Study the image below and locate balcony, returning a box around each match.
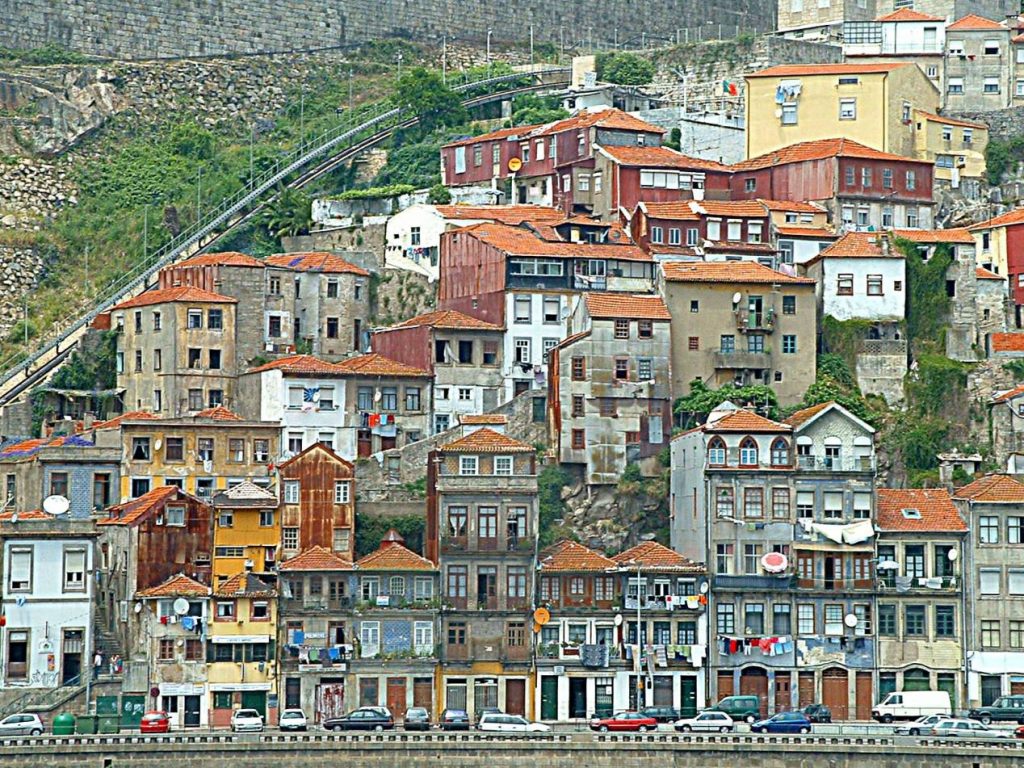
[712,349,771,370]
[623,596,705,612]
[735,307,775,333]
[713,574,794,591]
[440,535,535,555]
[797,455,875,473]
[877,574,958,592]
[280,597,353,613]
[436,474,538,493]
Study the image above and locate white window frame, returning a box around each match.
[459,456,479,476]
[334,481,350,504]
[284,480,300,504]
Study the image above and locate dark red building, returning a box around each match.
[629,200,775,262]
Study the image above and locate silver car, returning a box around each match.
[929,718,1013,740]
[894,714,949,736]
[0,713,44,736]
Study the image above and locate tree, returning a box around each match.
[263,186,312,239]
[596,52,655,86]
[510,93,568,127]
[394,67,467,135]
[428,183,451,204]
[673,379,779,426]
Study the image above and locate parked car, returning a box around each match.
[279,709,307,731]
[872,691,951,723]
[0,713,44,736]
[139,711,171,734]
[750,712,813,735]
[230,709,264,733]
[403,708,431,731]
[703,695,762,724]
[673,712,735,733]
[967,695,1024,725]
[929,718,1014,740]
[477,713,551,733]
[640,706,680,723]
[474,707,502,726]
[894,714,951,736]
[323,708,395,731]
[798,704,832,724]
[589,712,658,732]
[1015,724,1024,740]
[440,709,471,731]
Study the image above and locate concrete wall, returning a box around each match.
[0,1,776,59]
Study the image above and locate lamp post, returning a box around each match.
[487,29,493,64]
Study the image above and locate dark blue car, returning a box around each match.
[750,712,812,734]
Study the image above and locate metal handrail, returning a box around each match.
[0,67,569,395]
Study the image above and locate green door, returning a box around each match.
[242,691,267,718]
[540,676,558,721]
[903,669,931,693]
[680,677,698,718]
[120,695,145,728]
[936,674,957,711]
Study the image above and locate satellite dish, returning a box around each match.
[948,548,959,561]
[614,614,624,627]
[9,513,17,524]
[43,495,70,516]
[154,438,163,451]
[173,598,190,615]
[373,390,382,402]
[699,582,710,595]
[134,602,143,613]
[731,292,742,305]
[844,613,858,628]
[533,607,551,626]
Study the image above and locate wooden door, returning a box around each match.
[717,671,734,701]
[413,678,433,710]
[387,677,407,720]
[739,668,769,717]
[1011,680,1024,696]
[775,672,792,714]
[855,672,873,721]
[822,668,848,720]
[505,679,526,716]
[798,672,815,708]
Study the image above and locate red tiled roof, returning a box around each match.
[913,110,987,130]
[877,8,944,21]
[390,309,502,331]
[182,252,265,268]
[977,267,1005,280]
[746,62,914,78]
[265,252,370,276]
[463,222,651,262]
[0,509,48,521]
[459,414,508,425]
[733,137,928,171]
[992,384,1024,403]
[111,286,236,310]
[707,409,792,433]
[704,241,776,254]
[440,427,534,453]
[954,474,1024,502]
[784,401,834,428]
[598,144,730,172]
[612,541,704,572]
[443,123,542,148]
[535,108,665,137]
[356,540,435,571]
[968,208,1024,230]
[194,405,243,421]
[434,204,564,224]
[947,13,1007,30]
[759,200,825,213]
[93,411,159,430]
[539,540,617,572]
[279,546,353,572]
[215,572,276,597]
[97,486,183,526]
[876,488,966,532]
[584,293,671,321]
[247,354,346,375]
[137,573,210,598]
[811,232,897,261]
[334,353,431,377]
[774,226,837,239]
[894,228,974,244]
[991,333,1024,352]
[640,202,700,221]
[693,200,769,217]
[662,260,814,284]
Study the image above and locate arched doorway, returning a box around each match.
[739,666,769,718]
[903,667,931,692]
[822,667,849,720]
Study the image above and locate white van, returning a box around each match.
[871,690,952,722]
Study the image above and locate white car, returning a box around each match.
[674,711,735,733]
[230,708,264,733]
[477,713,551,733]
[929,718,1014,740]
[279,709,307,731]
[894,714,950,736]
[0,713,44,736]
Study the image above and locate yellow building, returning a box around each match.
[913,110,989,188]
[744,62,940,160]
[210,481,281,588]
[207,572,278,727]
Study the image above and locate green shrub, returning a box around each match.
[596,52,655,85]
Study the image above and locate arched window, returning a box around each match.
[739,437,758,466]
[770,438,790,466]
[708,437,726,466]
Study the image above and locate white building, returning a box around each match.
[804,232,906,322]
[844,9,946,91]
[1,512,96,690]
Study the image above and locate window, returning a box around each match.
[706,219,721,240]
[781,103,797,125]
[650,226,664,244]
[748,223,763,243]
[614,358,629,380]
[637,357,652,381]
[839,98,856,120]
[571,395,585,417]
[458,456,478,476]
[284,480,300,504]
[571,356,585,381]
[62,548,86,592]
[980,516,999,544]
[187,309,202,329]
[514,338,530,364]
[405,387,421,411]
[197,438,213,462]
[878,604,896,636]
[980,568,1000,595]
[782,334,797,354]
[726,220,742,241]
[720,335,735,354]
[744,543,763,573]
[772,488,790,519]
[571,429,585,450]
[963,128,973,144]
[280,527,299,552]
[637,320,653,339]
[837,274,853,296]
[744,489,763,519]
[709,439,726,467]
[542,296,560,324]
[132,437,151,461]
[859,167,872,187]
[687,336,699,351]
[797,604,815,635]
[267,315,282,338]
[216,601,235,620]
[251,601,269,621]
[984,39,1000,56]
[494,456,513,476]
[825,604,844,635]
[134,350,143,372]
[1010,568,1024,595]
[716,603,735,634]
[948,77,964,94]
[1009,517,1024,544]
[513,295,531,324]
[904,169,916,191]
[379,386,397,411]
[668,227,681,245]
[745,603,765,634]
[905,605,925,636]
[334,481,350,504]
[867,274,883,296]
[131,477,151,497]
[982,620,1001,648]
[1011,621,1024,649]
[614,318,629,339]
[739,438,758,465]
[206,308,223,330]
[326,318,339,339]
[935,605,955,637]
[984,77,1000,94]
[882,168,892,189]
[716,543,734,574]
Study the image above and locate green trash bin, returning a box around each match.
[75,715,98,735]
[52,713,76,736]
[97,715,120,734]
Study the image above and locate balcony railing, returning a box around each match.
[714,574,794,591]
[711,350,772,370]
[440,535,535,554]
[735,307,775,332]
[280,596,353,612]
[877,574,958,591]
[623,596,705,611]
[797,455,876,472]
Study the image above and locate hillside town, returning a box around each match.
[9,1,1024,744]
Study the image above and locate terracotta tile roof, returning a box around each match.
[598,144,730,172]
[877,8,944,21]
[183,252,265,268]
[746,62,914,78]
[707,409,792,433]
[692,200,768,217]
[640,202,700,221]
[893,228,974,244]
[977,267,1005,280]
[434,204,564,224]
[356,539,435,572]
[584,293,671,321]
[93,410,159,429]
[137,573,211,598]
[215,572,276,597]
[811,232,897,261]
[111,286,236,310]
[247,354,346,375]
[265,252,370,276]
[535,108,665,137]
[194,405,243,421]
[459,414,508,425]
[443,124,542,148]
[439,427,534,453]
[990,332,1024,352]
[0,434,95,461]
[539,540,617,572]
[913,110,987,130]
[759,200,825,213]
[876,488,966,532]
[954,474,1024,502]
[0,509,49,522]
[463,222,651,262]
[213,481,277,503]
[612,541,703,572]
[947,13,1007,30]
[992,384,1024,403]
[662,260,814,285]
[704,241,776,254]
[279,546,353,572]
[390,309,503,331]
[334,352,431,377]
[97,486,183,526]
[968,208,1024,230]
[733,137,927,171]
[784,401,834,428]
[774,226,837,238]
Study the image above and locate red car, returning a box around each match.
[139,711,171,734]
[589,711,658,732]
[1015,725,1024,740]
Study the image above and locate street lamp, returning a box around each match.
[487,29,493,65]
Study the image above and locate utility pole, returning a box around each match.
[487,29,493,69]
[348,70,354,113]
[249,125,255,188]
[529,25,534,67]
[299,87,305,143]
[143,206,148,258]
[442,35,447,84]
[196,166,202,224]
